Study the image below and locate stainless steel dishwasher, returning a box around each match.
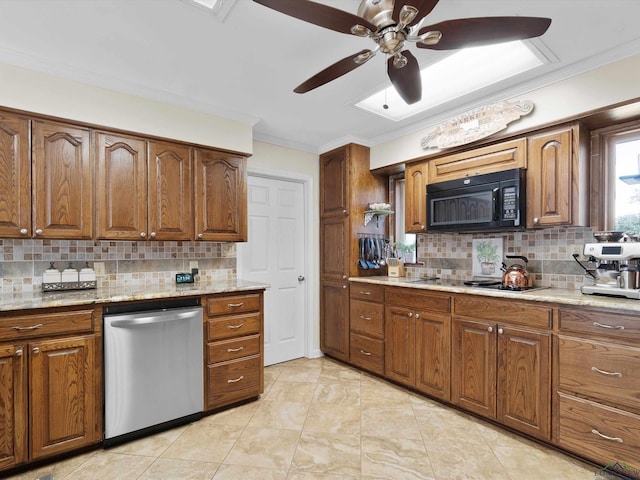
[103,297,203,446]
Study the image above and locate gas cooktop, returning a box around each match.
[406,277,549,293]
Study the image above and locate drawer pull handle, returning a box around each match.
[591,429,623,443]
[360,315,372,321]
[359,291,371,295]
[11,323,43,331]
[593,322,624,330]
[226,323,245,329]
[359,350,372,356]
[227,375,244,383]
[227,346,244,353]
[591,366,622,377]
[227,302,244,308]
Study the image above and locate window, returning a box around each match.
[595,122,640,232]
[390,175,416,261]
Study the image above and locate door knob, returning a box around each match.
[298,275,305,282]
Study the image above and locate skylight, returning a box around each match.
[181,0,236,21]
[356,40,546,121]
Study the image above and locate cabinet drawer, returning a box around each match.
[350,333,384,375]
[206,355,261,409]
[385,287,451,313]
[559,336,640,412]
[350,283,384,301]
[455,296,552,329]
[558,393,640,468]
[350,299,384,338]
[206,293,261,317]
[207,312,261,341]
[207,334,261,363]
[559,307,640,341]
[0,309,94,341]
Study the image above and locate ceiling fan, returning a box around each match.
[253,0,551,105]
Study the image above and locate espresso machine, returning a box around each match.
[581,242,640,299]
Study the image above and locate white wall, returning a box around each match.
[248,141,321,356]
[0,62,253,154]
[371,53,640,169]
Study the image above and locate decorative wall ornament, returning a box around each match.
[420,100,534,150]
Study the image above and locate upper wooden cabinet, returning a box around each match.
[96,132,148,240]
[147,140,193,241]
[0,113,30,238]
[320,147,349,217]
[194,149,247,242]
[32,120,92,239]
[404,161,427,233]
[527,124,588,228]
[428,138,526,183]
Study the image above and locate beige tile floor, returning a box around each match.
[9,357,597,480]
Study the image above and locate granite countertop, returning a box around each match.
[0,279,270,312]
[350,276,640,313]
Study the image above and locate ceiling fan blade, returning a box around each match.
[387,50,422,105]
[253,0,376,36]
[393,0,440,27]
[294,49,374,94]
[416,17,551,50]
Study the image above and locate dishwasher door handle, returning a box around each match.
[109,310,199,328]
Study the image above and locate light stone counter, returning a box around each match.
[350,276,640,313]
[0,279,269,312]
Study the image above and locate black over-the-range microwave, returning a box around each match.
[426,168,526,232]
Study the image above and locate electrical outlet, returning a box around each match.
[93,262,106,277]
[189,261,199,271]
[569,244,584,258]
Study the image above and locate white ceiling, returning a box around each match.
[1,0,640,153]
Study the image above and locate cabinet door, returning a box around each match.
[498,326,551,440]
[320,216,350,281]
[0,114,30,238]
[29,335,99,460]
[405,162,427,233]
[194,149,247,242]
[415,311,450,401]
[384,306,415,386]
[451,317,497,418]
[527,127,573,227]
[320,280,350,361]
[320,147,349,217]
[32,120,92,239]
[147,141,193,240]
[0,344,27,470]
[96,132,147,239]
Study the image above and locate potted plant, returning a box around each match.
[394,241,416,264]
[476,240,500,275]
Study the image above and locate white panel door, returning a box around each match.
[240,175,306,366]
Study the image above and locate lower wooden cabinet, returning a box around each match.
[0,307,101,472]
[349,284,384,375]
[451,297,551,441]
[320,280,350,362]
[204,291,264,410]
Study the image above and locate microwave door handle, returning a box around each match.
[492,188,500,221]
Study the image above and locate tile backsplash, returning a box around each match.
[0,239,236,294]
[407,226,594,290]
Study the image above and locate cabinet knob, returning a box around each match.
[408,312,413,317]
[533,217,540,224]
[415,313,420,319]
[150,231,156,238]
[343,209,347,214]
[197,233,203,239]
[342,285,347,289]
[140,232,146,238]
[20,228,28,235]
[32,347,40,354]
[342,275,347,280]
[35,228,43,235]
[15,349,23,357]
[498,328,504,335]
[488,326,493,333]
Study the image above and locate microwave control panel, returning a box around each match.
[502,186,518,220]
